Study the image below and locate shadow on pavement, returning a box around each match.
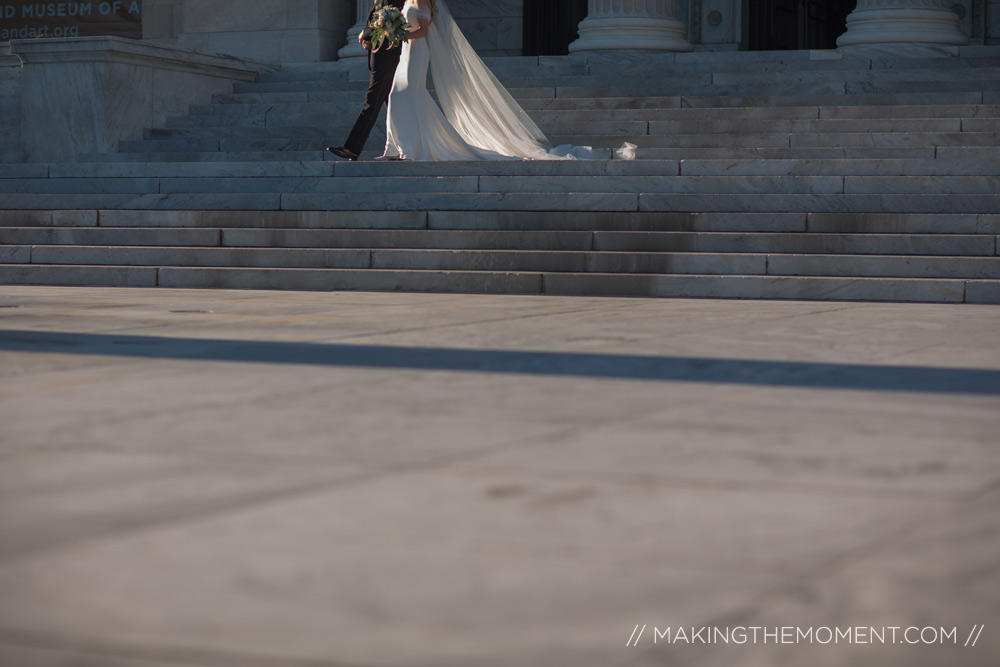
[2,329,999,395]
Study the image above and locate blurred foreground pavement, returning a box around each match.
[0,286,998,667]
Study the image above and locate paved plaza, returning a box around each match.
[0,286,998,666]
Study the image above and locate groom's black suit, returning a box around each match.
[340,0,407,157]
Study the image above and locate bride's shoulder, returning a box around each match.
[406,0,434,15]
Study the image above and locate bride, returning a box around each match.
[382,0,596,161]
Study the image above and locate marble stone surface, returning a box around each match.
[2,288,998,664]
[143,0,184,40]
[9,37,269,164]
[171,0,352,63]
[0,60,21,164]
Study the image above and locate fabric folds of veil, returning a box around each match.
[425,0,596,160]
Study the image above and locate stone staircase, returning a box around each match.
[1,47,999,303]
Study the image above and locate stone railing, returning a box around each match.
[1,44,22,163]
[8,37,275,163]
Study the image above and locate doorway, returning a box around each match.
[745,0,855,50]
[523,0,589,56]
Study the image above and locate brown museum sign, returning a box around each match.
[1,2,142,41]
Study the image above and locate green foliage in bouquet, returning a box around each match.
[369,7,410,51]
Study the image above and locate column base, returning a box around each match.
[338,26,368,59]
[569,16,693,53]
[837,8,969,47]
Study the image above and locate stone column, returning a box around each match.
[569,0,694,52]
[338,0,372,59]
[837,0,969,46]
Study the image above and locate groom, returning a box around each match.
[326,0,407,161]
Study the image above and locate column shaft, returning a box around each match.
[338,0,371,59]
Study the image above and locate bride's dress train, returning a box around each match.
[384,0,602,161]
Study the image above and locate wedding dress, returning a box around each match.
[384,0,600,161]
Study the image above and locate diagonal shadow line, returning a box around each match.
[1,329,999,395]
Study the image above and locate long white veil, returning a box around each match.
[425,0,596,160]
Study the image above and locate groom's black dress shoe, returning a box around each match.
[325,146,359,161]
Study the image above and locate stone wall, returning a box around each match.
[143,0,185,41]
[0,45,21,163]
[450,0,523,56]
[142,0,355,63]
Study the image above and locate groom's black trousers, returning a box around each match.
[343,46,402,156]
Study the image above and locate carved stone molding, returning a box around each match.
[690,0,703,43]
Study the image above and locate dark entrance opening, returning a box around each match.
[523,0,589,56]
[745,0,856,50]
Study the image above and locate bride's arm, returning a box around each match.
[406,1,432,39]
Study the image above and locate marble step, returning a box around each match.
[600,131,999,148]
[647,119,1000,134]
[489,45,1000,66]
[711,67,1000,86]
[537,106,1000,123]
[226,80,997,103]
[2,192,998,213]
[322,158,999,178]
[81,150,333,163]
[117,130,1000,154]
[519,92,993,110]
[6,245,1000,280]
[545,132,1000,149]
[491,70,1000,95]
[185,102,1000,120]
[589,56,1000,75]
[2,227,993,256]
[29,160,679,179]
[259,64,590,82]
[631,194,1000,214]
[144,121,690,140]
[3,211,995,235]
[0,245,762,275]
[676,158,999,176]
[115,138,387,154]
[261,57,1000,83]
[43,162,336,178]
[526,80,998,101]
[163,113,997,136]
[227,81,995,107]
[210,90,990,109]
[238,67,1000,95]
[2,263,995,303]
[5,174,999,196]
[22,157,998,180]
[191,102,384,116]
[86,146,950,162]
[635,147,944,159]
[259,56,1000,85]
[233,76,726,95]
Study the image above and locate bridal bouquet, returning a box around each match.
[368,7,410,51]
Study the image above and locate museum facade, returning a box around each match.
[6,1,989,64]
